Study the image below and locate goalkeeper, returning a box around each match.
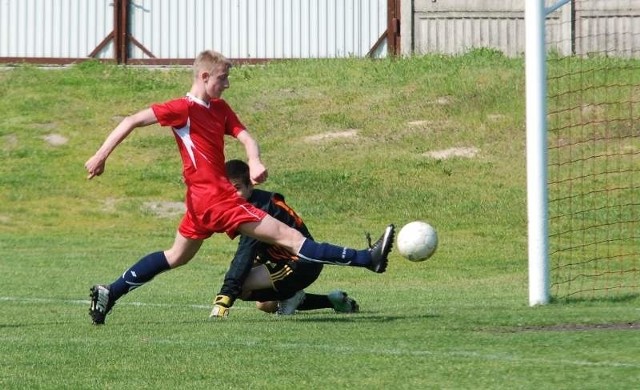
[210,160,360,317]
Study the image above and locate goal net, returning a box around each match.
[545,0,640,299]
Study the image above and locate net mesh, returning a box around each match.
[546,0,640,299]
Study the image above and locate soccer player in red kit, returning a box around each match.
[85,50,394,325]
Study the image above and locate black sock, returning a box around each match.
[297,239,371,266]
[297,293,333,310]
[109,251,171,301]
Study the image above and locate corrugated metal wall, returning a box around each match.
[0,0,113,58]
[0,0,113,57]
[128,0,387,60]
[0,0,387,62]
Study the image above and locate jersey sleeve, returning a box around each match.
[217,99,246,137]
[151,98,189,128]
[217,234,260,304]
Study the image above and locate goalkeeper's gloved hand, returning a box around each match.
[209,295,233,319]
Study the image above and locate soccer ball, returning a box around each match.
[396,221,438,262]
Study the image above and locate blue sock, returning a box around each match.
[297,239,371,266]
[109,251,171,300]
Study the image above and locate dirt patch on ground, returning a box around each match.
[486,113,507,122]
[3,134,18,149]
[303,129,358,143]
[142,201,185,218]
[426,96,453,106]
[101,199,185,218]
[43,133,68,146]
[423,147,479,159]
[101,198,119,213]
[407,120,435,127]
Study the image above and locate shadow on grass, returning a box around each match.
[550,293,639,304]
[102,313,441,326]
[274,312,440,323]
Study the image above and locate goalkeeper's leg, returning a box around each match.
[247,261,358,314]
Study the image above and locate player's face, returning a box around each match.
[230,179,252,200]
[204,64,230,98]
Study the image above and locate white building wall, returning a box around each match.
[0,0,113,58]
[127,0,387,60]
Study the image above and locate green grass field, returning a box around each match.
[1,52,638,389]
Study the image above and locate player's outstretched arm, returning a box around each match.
[236,130,268,184]
[210,237,260,319]
[85,108,158,179]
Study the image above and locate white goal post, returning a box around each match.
[526,0,571,306]
[527,0,640,305]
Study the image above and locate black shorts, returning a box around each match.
[246,261,323,302]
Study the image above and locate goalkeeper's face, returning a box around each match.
[230,179,253,200]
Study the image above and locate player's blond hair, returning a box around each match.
[193,50,231,79]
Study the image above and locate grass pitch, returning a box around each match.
[0,52,638,389]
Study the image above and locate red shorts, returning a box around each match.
[178,196,267,240]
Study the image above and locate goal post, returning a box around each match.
[526,0,640,306]
[526,0,557,306]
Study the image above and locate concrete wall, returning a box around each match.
[403,0,640,58]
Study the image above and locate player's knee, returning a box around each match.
[164,238,202,267]
[256,301,277,313]
[164,249,195,268]
[284,228,306,254]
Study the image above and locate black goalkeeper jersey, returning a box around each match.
[217,189,313,301]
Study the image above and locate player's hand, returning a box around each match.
[248,160,268,185]
[209,295,233,319]
[209,304,229,318]
[85,155,106,179]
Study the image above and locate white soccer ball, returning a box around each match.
[396,221,438,262]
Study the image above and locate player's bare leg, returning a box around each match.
[241,264,273,291]
[164,233,204,267]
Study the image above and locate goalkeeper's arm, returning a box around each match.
[209,236,259,318]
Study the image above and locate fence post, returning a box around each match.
[114,0,130,64]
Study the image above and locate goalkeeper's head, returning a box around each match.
[225,159,254,200]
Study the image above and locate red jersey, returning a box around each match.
[151,94,266,239]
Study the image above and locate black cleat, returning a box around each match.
[328,290,360,313]
[89,284,115,325]
[366,224,395,273]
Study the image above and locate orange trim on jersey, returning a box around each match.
[272,197,305,228]
[269,264,293,283]
[266,246,299,261]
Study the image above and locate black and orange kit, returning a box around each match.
[217,189,323,303]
